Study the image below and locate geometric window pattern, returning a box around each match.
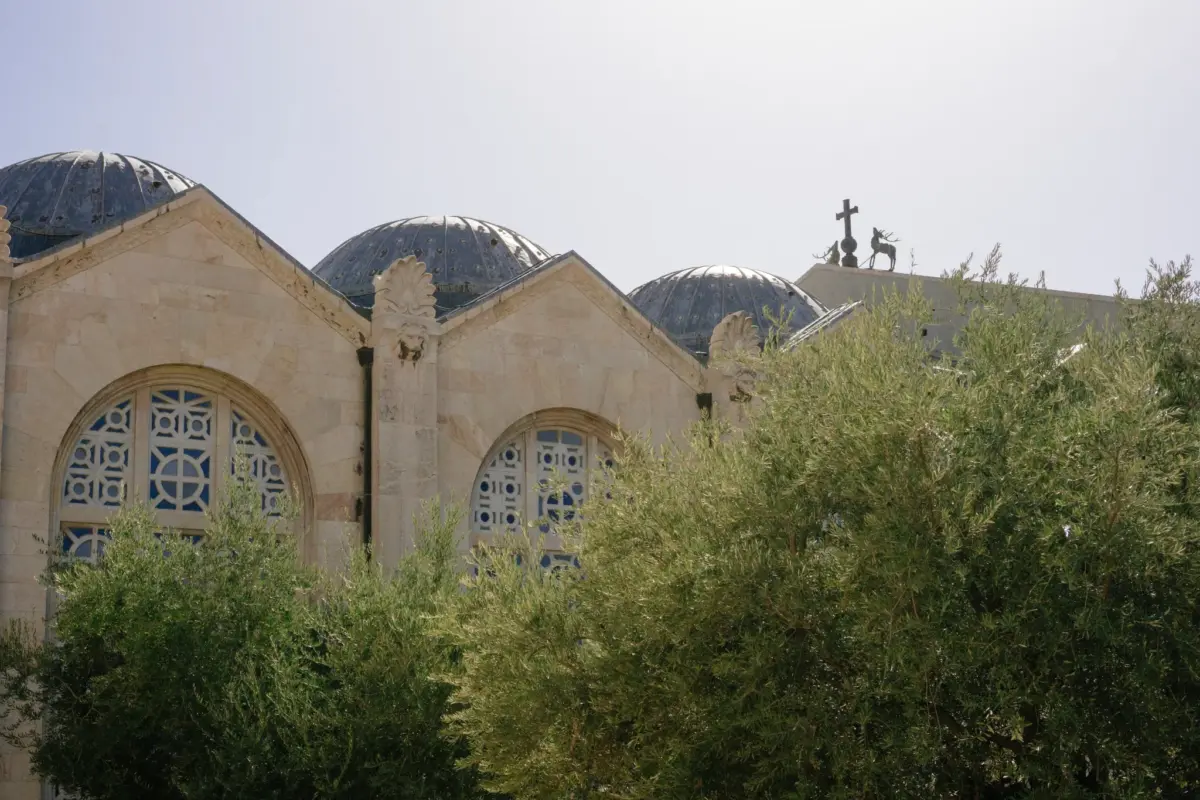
[534,429,591,533]
[474,440,524,535]
[471,426,613,570]
[61,525,112,562]
[58,385,289,564]
[62,398,132,509]
[149,388,213,513]
[232,409,288,516]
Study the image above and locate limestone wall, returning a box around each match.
[1,209,367,793]
[436,260,703,548]
[1,216,364,622]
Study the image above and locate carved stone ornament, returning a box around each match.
[0,206,11,263]
[709,311,761,361]
[373,256,437,362]
[393,321,428,362]
[710,311,761,403]
[373,255,436,319]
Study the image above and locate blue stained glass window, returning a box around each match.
[150,388,214,513]
[61,525,111,562]
[60,386,293,558]
[539,552,580,573]
[474,437,523,534]
[472,426,616,574]
[63,398,132,508]
[231,409,288,516]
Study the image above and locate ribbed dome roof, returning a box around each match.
[0,151,195,259]
[630,265,825,357]
[313,216,550,314]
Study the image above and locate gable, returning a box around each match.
[440,253,703,391]
[437,260,704,462]
[11,188,369,347]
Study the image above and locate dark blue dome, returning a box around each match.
[0,151,195,259]
[630,265,825,357]
[313,216,550,314]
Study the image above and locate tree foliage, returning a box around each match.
[0,472,487,800]
[440,254,1200,798]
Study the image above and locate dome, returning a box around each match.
[0,151,195,259]
[313,216,550,314]
[630,265,825,357]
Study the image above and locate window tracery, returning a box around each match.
[57,385,291,563]
[472,422,614,571]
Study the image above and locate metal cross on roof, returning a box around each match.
[835,198,860,268]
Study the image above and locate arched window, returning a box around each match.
[472,419,614,569]
[58,383,291,563]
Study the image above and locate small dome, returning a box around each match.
[630,265,825,357]
[313,216,550,314]
[0,151,195,259]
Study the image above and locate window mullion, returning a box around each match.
[587,435,597,505]
[215,397,232,505]
[132,388,151,506]
[524,429,536,535]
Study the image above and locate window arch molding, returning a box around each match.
[470,407,619,560]
[49,364,314,560]
[487,408,620,453]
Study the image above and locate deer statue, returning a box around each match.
[812,241,840,266]
[867,228,899,271]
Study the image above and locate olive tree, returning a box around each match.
[0,472,488,800]
[440,254,1200,798]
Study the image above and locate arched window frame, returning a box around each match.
[470,409,617,568]
[52,367,312,563]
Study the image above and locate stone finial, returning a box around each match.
[372,256,437,362]
[373,255,436,319]
[710,311,761,405]
[709,311,761,361]
[0,206,11,263]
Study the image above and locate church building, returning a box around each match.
[0,150,1120,797]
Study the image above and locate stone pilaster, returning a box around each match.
[369,256,440,569]
[0,208,14,478]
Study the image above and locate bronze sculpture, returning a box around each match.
[813,241,840,265]
[867,227,898,272]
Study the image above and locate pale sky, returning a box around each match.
[4,1,1197,296]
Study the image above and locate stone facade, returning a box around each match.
[0,192,708,797]
[0,188,1124,797]
[0,193,372,798]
